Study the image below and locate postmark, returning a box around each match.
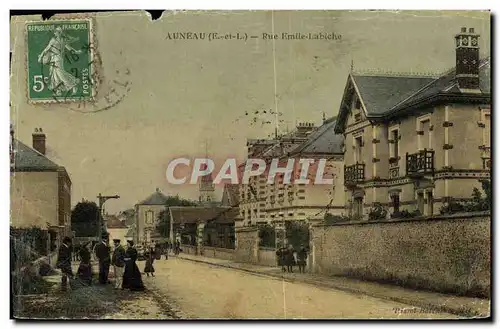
[26,18,95,103]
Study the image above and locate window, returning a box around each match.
[355,99,361,109]
[417,114,432,151]
[484,113,491,147]
[421,120,430,149]
[354,197,363,217]
[480,109,490,169]
[426,191,434,216]
[354,136,363,163]
[390,129,399,159]
[417,192,425,214]
[145,210,154,225]
[391,194,400,213]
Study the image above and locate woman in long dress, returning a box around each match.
[76,241,92,286]
[286,244,296,273]
[37,26,82,96]
[276,247,287,273]
[297,245,308,273]
[144,247,155,277]
[122,240,145,291]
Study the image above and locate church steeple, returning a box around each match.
[199,140,215,205]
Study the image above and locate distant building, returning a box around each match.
[10,127,72,239]
[335,27,490,218]
[134,188,169,245]
[106,215,129,244]
[266,118,345,225]
[221,183,239,207]
[238,120,345,227]
[169,206,238,251]
[198,163,220,206]
[118,208,136,226]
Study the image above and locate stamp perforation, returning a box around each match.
[25,16,97,104]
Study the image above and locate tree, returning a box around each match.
[157,196,198,238]
[285,221,310,249]
[71,201,102,237]
[157,210,170,238]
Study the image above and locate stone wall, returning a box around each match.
[258,247,277,267]
[234,227,258,264]
[310,212,490,297]
[180,244,197,255]
[202,246,234,261]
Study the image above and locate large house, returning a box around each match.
[105,215,129,244]
[10,127,72,238]
[334,27,491,218]
[134,188,169,245]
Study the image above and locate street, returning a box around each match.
[141,257,457,319]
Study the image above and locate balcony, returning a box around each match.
[344,163,365,186]
[406,149,435,177]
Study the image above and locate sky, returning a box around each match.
[10,10,490,213]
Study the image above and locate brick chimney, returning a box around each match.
[455,27,480,89]
[32,128,46,155]
[295,122,315,138]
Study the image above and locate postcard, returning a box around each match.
[10,10,491,319]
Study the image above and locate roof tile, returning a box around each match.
[12,139,60,171]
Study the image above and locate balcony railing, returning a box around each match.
[406,149,435,176]
[344,163,365,186]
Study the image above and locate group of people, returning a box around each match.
[276,244,309,273]
[56,235,157,291]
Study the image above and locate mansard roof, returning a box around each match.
[289,117,344,156]
[335,58,491,133]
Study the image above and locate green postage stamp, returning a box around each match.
[26,18,94,103]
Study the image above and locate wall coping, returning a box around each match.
[203,246,235,253]
[235,227,259,233]
[312,211,491,228]
[258,247,276,251]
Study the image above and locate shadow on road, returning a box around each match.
[13,273,177,319]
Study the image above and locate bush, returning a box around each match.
[391,209,422,219]
[258,224,275,248]
[285,221,309,249]
[440,201,466,215]
[323,213,350,224]
[439,181,491,215]
[38,262,56,276]
[10,227,50,269]
[368,203,388,221]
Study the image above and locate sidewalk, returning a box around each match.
[174,253,490,318]
[13,264,180,319]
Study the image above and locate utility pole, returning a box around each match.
[97,193,120,241]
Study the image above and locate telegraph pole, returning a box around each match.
[97,193,120,241]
